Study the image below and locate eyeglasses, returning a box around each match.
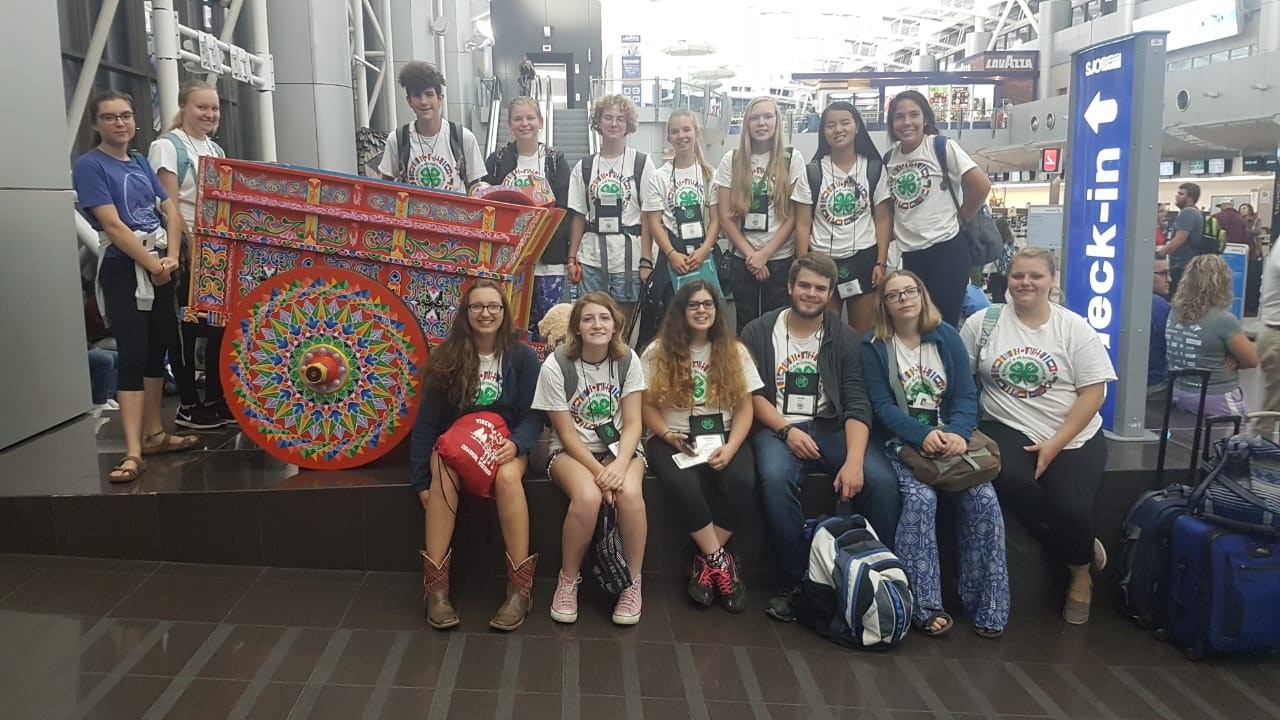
[1153,270,1171,277]
[884,286,921,304]
[97,112,136,124]
[467,303,504,314]
[685,300,715,311]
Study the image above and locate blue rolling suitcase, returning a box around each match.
[1164,514,1280,660]
[1118,370,1214,628]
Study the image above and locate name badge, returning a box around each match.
[837,278,863,299]
[596,192,621,234]
[594,421,622,457]
[744,193,769,231]
[676,204,705,243]
[908,394,939,427]
[687,412,726,438]
[783,370,819,417]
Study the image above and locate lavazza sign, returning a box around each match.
[985,55,1035,70]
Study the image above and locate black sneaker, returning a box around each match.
[175,404,228,430]
[206,399,237,424]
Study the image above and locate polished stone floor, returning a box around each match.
[2,553,1278,720]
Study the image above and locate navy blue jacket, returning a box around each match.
[409,342,543,492]
[860,323,978,449]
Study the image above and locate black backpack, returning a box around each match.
[396,120,468,188]
[806,155,883,210]
[580,150,648,204]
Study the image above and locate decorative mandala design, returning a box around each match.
[405,270,466,339]
[222,268,428,469]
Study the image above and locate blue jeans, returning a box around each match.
[752,419,901,588]
[580,264,641,303]
[88,348,118,404]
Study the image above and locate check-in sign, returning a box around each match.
[1064,38,1137,426]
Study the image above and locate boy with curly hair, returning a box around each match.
[379,61,486,193]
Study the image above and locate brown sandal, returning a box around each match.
[141,431,200,455]
[109,456,146,484]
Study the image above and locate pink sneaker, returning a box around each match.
[611,574,643,625]
[550,571,581,623]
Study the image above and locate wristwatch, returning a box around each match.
[776,424,795,442]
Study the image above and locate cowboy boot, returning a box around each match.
[490,552,538,632]
[422,549,459,630]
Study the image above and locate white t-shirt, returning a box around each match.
[891,337,947,427]
[642,162,718,238]
[531,348,648,452]
[641,340,764,434]
[473,353,502,408]
[961,304,1116,449]
[770,311,833,423]
[792,155,890,259]
[713,149,807,261]
[377,121,487,193]
[501,149,562,276]
[884,137,977,253]
[568,148,655,272]
[147,130,225,228]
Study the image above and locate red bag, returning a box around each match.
[434,412,510,498]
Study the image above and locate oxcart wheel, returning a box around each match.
[221,268,429,469]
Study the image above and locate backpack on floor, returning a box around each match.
[794,514,912,650]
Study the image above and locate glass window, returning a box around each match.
[1211,51,1229,64]
[1229,46,1250,60]
[1168,58,1192,71]
[1192,55,1210,68]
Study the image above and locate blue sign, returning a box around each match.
[621,56,641,80]
[1064,37,1140,429]
[1222,243,1248,318]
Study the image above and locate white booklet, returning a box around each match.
[671,434,725,469]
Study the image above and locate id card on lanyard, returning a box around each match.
[687,411,725,438]
[744,188,770,232]
[594,421,622,457]
[596,189,622,234]
[675,203,705,253]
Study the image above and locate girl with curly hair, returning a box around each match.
[1166,254,1258,416]
[641,281,762,611]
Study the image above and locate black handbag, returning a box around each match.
[589,502,633,596]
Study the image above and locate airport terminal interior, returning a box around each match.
[2,0,1279,717]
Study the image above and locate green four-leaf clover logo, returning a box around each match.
[474,385,499,406]
[831,189,856,217]
[700,417,715,430]
[677,189,700,207]
[585,395,613,421]
[795,376,810,389]
[598,180,622,196]
[417,163,445,187]
[1006,360,1043,388]
[894,172,920,199]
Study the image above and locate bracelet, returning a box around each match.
[568,258,579,266]
[638,258,654,269]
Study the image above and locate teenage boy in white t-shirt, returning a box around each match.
[379,62,486,194]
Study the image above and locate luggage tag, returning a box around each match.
[687,412,726,438]
[782,370,819,416]
[836,277,863,299]
[596,189,622,234]
[744,190,770,232]
[675,203,705,247]
[908,394,939,427]
[594,421,622,457]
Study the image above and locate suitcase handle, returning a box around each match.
[1157,369,1211,486]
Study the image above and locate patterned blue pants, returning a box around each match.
[887,450,1011,632]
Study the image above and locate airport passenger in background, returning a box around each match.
[1165,254,1257,417]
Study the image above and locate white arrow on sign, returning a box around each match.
[1083,91,1118,133]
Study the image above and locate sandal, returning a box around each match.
[109,455,146,484]
[913,611,954,637]
[141,431,200,456]
[974,626,1004,640]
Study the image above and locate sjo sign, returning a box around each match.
[1065,40,1136,427]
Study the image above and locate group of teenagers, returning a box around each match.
[69,61,1118,641]
[403,63,1118,638]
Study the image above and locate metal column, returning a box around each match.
[249,0,277,161]
[64,0,121,152]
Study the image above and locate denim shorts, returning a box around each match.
[580,264,641,303]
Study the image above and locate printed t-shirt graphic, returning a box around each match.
[474,353,502,407]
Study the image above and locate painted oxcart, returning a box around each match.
[188,158,564,469]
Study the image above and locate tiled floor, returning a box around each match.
[2,553,1278,720]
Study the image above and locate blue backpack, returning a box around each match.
[160,132,226,186]
[795,514,913,649]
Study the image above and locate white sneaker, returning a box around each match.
[104,399,119,410]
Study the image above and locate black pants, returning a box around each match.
[729,254,791,334]
[170,321,224,407]
[902,234,969,327]
[98,255,176,392]
[986,273,1008,304]
[645,436,756,534]
[981,420,1107,566]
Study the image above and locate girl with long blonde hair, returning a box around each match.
[638,110,721,346]
[641,281,761,612]
[1166,254,1258,416]
[714,96,806,332]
